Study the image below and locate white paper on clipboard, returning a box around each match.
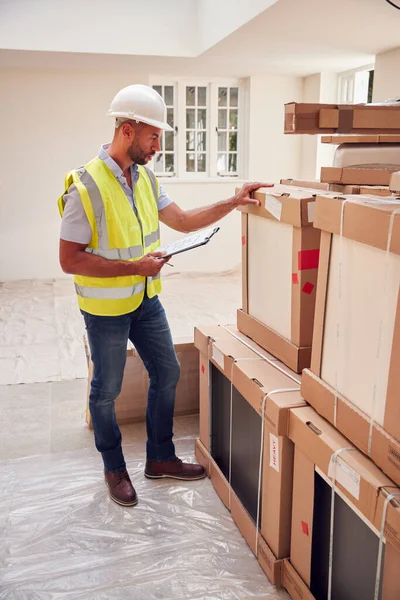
[158,227,220,258]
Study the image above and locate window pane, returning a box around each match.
[229,109,238,129]
[197,108,207,129]
[159,135,163,151]
[229,132,237,152]
[167,108,174,128]
[218,132,227,152]
[197,86,207,106]
[186,109,195,129]
[165,154,174,173]
[229,87,238,107]
[154,153,165,173]
[197,132,206,152]
[186,153,195,172]
[165,86,174,106]
[228,153,237,172]
[186,86,195,106]
[198,154,206,172]
[165,131,174,151]
[218,109,227,129]
[218,87,228,107]
[186,131,195,151]
[153,85,162,96]
[217,153,227,173]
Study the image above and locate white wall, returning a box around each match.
[247,75,303,182]
[373,47,400,102]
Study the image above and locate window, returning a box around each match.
[339,67,374,104]
[151,81,241,178]
[152,85,176,176]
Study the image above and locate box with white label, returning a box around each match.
[288,406,400,600]
[237,185,340,373]
[194,323,305,561]
[302,193,400,485]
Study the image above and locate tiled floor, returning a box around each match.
[0,271,241,384]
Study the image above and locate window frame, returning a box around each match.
[338,64,375,105]
[150,77,243,181]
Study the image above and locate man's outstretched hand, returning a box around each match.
[232,182,274,207]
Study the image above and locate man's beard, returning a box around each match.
[127,140,154,165]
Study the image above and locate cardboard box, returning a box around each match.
[280,179,330,191]
[288,406,400,600]
[390,171,400,193]
[282,559,316,600]
[321,166,399,186]
[302,194,400,484]
[237,184,330,372]
[285,102,400,135]
[195,323,305,560]
[328,184,393,196]
[322,135,400,144]
[194,324,277,450]
[85,335,199,427]
[195,438,210,477]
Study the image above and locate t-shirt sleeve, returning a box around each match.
[157,183,173,211]
[60,184,92,245]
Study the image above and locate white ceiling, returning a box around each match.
[0,0,399,76]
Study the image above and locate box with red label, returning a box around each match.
[287,406,400,600]
[237,185,341,373]
[194,324,305,578]
[302,193,400,485]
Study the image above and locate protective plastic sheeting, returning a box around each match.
[0,437,288,600]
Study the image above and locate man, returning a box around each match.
[59,84,270,507]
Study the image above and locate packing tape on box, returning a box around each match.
[375,491,400,600]
[222,326,301,386]
[333,198,400,459]
[255,386,301,555]
[327,447,356,600]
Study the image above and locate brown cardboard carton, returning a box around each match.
[302,193,400,484]
[195,438,210,477]
[280,178,329,191]
[329,183,392,196]
[282,559,316,600]
[322,135,400,144]
[237,185,331,373]
[390,171,400,193]
[85,336,198,427]
[288,406,400,599]
[285,102,400,135]
[195,323,305,560]
[321,166,399,186]
[328,183,362,194]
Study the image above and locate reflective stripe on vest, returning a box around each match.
[78,168,109,249]
[85,245,142,260]
[143,166,158,203]
[75,282,146,299]
[144,227,160,247]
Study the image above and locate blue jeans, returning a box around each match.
[82,295,180,472]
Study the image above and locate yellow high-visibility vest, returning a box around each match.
[58,156,162,316]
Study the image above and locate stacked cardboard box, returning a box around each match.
[280,102,400,599]
[236,184,339,373]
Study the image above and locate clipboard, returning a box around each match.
[158,226,220,259]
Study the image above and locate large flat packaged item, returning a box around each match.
[193,324,305,583]
[390,171,400,193]
[333,143,400,169]
[329,183,393,197]
[321,165,398,186]
[286,406,400,600]
[280,178,329,191]
[285,102,400,135]
[84,335,199,427]
[301,194,400,484]
[237,184,333,373]
[322,134,400,144]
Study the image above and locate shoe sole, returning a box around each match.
[144,472,207,481]
[108,493,138,507]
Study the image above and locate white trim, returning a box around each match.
[159,177,245,185]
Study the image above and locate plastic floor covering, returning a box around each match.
[0,436,289,600]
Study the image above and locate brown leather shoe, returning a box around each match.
[144,457,206,481]
[104,469,138,507]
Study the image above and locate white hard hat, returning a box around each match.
[107,84,172,131]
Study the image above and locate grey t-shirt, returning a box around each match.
[60,144,172,244]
